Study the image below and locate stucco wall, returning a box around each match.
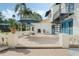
[73,11,79,35]
[61,3,67,13]
[32,23,52,35]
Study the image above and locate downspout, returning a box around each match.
[59,3,61,33]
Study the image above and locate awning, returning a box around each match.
[45,10,51,17]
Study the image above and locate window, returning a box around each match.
[66,3,74,13]
[38,29,41,33]
[61,18,73,35]
[26,25,30,31]
[32,27,34,31]
[52,25,55,34]
[68,20,73,34]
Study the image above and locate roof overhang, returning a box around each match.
[45,10,51,17]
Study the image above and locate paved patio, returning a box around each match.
[0,49,69,56]
[0,48,79,56]
[15,34,62,48]
[0,33,79,56]
[0,32,63,48]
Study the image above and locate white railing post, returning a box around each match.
[59,33,63,46]
[59,33,70,48]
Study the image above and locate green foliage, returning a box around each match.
[8,18,16,29]
[0,12,3,23]
[0,18,3,23]
[17,23,22,31]
[15,3,42,21]
[31,12,42,21]
[3,19,8,23]
[15,3,27,19]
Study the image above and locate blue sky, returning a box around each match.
[0,3,52,20]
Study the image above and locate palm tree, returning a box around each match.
[31,12,42,21]
[0,12,3,23]
[15,3,27,20]
[23,8,32,18]
[15,3,32,31]
[15,3,42,31]
[15,3,33,20]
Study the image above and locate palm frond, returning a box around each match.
[15,4,20,12]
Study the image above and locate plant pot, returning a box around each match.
[10,27,16,34]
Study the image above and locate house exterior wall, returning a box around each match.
[60,4,79,46]
[49,5,53,22]
[61,3,67,13]
[32,23,52,35]
[61,3,75,13]
[49,3,79,47]
[51,4,61,34]
[73,10,79,35]
[61,17,73,35]
[61,3,79,35]
[53,4,60,21]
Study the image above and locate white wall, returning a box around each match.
[73,11,79,35]
[32,23,52,35]
[53,4,60,20]
[61,3,67,13]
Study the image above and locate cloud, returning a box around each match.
[2,9,47,20]
[35,10,45,16]
[33,10,47,19]
[2,9,19,20]
[2,9,14,18]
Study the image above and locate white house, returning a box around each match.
[51,3,79,47]
[31,19,53,35]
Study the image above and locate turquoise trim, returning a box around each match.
[61,18,73,35]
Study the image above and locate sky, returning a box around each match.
[0,3,52,20]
